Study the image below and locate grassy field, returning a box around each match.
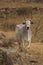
[0,1,43,65]
[0,31,43,65]
[0,36,43,65]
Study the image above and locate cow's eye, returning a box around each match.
[22,22,26,24]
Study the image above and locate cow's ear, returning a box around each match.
[31,21,33,24]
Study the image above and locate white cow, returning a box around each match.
[15,19,33,49]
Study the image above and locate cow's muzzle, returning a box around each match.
[27,27,29,30]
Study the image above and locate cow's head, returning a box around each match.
[25,19,33,30]
[22,19,33,30]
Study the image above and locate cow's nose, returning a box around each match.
[27,27,29,30]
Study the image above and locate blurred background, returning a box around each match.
[0,0,43,43]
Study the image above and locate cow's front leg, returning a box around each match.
[27,40,31,48]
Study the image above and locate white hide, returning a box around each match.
[15,20,32,48]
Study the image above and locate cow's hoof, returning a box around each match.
[27,46,30,48]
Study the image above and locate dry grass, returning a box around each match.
[20,43,43,65]
[0,2,43,65]
[26,43,43,65]
[0,31,43,65]
[0,2,43,8]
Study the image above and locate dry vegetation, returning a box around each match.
[0,0,43,65]
[0,7,43,42]
[0,40,43,65]
[0,31,43,65]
